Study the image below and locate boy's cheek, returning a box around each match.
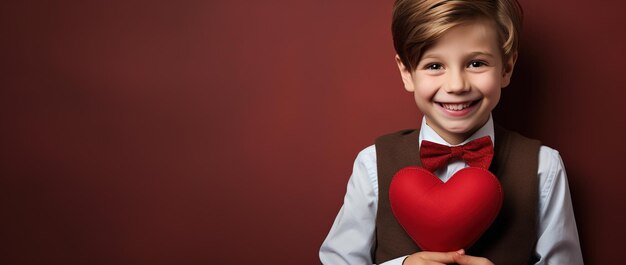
[412,78,441,95]
[413,89,438,103]
[470,75,501,92]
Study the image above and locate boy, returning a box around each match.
[320,0,583,264]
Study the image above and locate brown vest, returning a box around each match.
[374,126,540,264]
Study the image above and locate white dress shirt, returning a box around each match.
[320,116,583,265]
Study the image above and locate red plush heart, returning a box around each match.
[389,166,503,252]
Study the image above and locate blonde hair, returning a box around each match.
[392,0,523,71]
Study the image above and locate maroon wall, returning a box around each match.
[1,1,625,264]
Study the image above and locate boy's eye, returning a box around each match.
[468,61,486,68]
[426,63,443,70]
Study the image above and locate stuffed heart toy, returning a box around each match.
[389,166,503,252]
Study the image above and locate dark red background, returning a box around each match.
[1,1,625,264]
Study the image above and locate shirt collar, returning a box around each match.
[418,114,495,148]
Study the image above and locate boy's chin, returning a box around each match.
[445,127,476,137]
[426,115,488,140]
[447,123,482,135]
[446,124,478,134]
[444,116,489,133]
[437,122,483,140]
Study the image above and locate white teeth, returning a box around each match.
[441,102,471,111]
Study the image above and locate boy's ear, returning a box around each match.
[395,55,416,92]
[501,52,518,88]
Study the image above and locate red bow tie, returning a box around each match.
[419,136,494,172]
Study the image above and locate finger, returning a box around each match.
[422,261,446,265]
[415,250,462,263]
[407,259,446,265]
[453,254,494,265]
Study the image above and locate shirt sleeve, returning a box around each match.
[319,146,411,265]
[534,146,584,264]
[321,146,402,265]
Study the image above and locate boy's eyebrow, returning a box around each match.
[420,54,436,59]
[420,51,496,62]
[466,51,495,58]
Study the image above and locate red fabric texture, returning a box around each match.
[420,136,494,172]
[389,166,503,252]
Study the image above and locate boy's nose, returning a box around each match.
[443,70,470,93]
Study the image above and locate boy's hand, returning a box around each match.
[403,249,494,265]
[402,249,463,265]
[452,252,494,265]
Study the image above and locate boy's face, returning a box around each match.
[396,19,516,144]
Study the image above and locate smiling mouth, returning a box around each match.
[437,99,480,111]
